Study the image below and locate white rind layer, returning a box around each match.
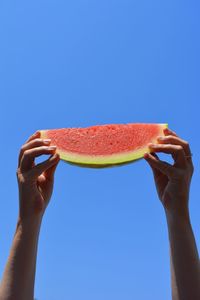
[40,124,168,166]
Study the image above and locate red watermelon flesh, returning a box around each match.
[40,123,167,167]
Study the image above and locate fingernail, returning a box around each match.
[149,144,157,148]
[48,146,57,150]
[43,139,51,144]
[157,136,164,141]
[144,153,149,159]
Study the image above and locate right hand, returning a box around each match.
[16,131,60,222]
[144,128,194,219]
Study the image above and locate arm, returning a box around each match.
[0,131,60,300]
[144,127,200,300]
[166,211,200,300]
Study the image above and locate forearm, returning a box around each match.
[166,210,200,300]
[0,217,42,300]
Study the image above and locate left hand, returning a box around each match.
[16,131,60,222]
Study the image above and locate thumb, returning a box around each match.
[44,155,60,181]
[144,153,172,177]
[31,154,60,178]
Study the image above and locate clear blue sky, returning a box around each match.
[0,1,200,299]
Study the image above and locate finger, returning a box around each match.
[150,152,159,160]
[18,138,52,167]
[20,146,57,172]
[163,127,178,137]
[145,152,163,179]
[148,144,187,167]
[144,153,169,196]
[44,155,60,181]
[25,131,41,143]
[156,135,192,158]
[144,153,173,176]
[31,153,60,178]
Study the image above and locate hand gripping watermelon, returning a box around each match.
[40,123,168,167]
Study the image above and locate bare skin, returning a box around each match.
[0,128,199,300]
[144,127,200,300]
[0,131,60,300]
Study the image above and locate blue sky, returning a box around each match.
[0,1,200,299]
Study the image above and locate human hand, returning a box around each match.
[144,128,194,219]
[16,131,60,222]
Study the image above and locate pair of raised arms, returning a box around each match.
[0,128,199,300]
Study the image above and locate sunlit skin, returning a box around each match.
[0,128,199,300]
[144,127,194,218]
[17,131,60,219]
[0,131,60,300]
[144,127,200,300]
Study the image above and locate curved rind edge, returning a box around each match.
[39,124,168,167]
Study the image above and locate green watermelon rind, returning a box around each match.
[40,123,168,167]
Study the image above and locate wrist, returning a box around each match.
[164,207,191,228]
[16,215,42,235]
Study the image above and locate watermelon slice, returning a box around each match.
[40,123,167,168]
